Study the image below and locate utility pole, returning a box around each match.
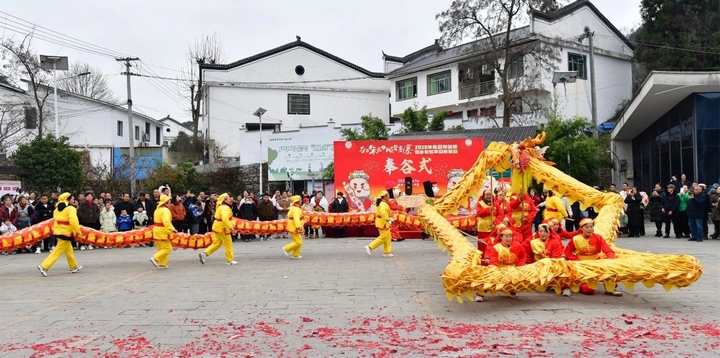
[117,57,140,196]
[579,26,598,138]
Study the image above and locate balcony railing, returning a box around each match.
[459,81,495,100]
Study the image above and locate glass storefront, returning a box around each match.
[632,93,720,191]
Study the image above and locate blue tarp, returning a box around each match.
[113,147,163,180]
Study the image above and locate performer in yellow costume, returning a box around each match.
[199,193,237,265]
[543,190,568,222]
[38,193,83,277]
[150,194,175,269]
[365,190,393,257]
[283,195,305,259]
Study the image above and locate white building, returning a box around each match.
[158,115,194,144]
[384,0,634,128]
[199,36,389,164]
[0,81,166,179]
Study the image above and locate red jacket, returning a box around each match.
[0,205,19,226]
[524,237,564,264]
[509,194,537,227]
[493,199,512,225]
[486,240,526,266]
[555,227,577,240]
[564,233,616,261]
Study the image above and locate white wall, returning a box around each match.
[390,64,459,117]
[160,119,193,142]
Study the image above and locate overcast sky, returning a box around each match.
[1,0,642,124]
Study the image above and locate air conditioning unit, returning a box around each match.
[142,133,150,142]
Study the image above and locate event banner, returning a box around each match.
[333,138,484,212]
[0,180,22,199]
[267,133,339,181]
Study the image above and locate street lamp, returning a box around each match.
[39,55,69,139]
[253,107,267,194]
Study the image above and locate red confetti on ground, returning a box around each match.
[1,313,719,357]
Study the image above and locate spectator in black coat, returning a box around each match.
[237,195,258,242]
[686,185,707,242]
[114,193,136,220]
[661,184,680,238]
[34,194,55,251]
[648,184,665,236]
[330,192,349,238]
[624,187,644,237]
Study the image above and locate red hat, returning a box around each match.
[302,197,310,203]
[385,181,396,190]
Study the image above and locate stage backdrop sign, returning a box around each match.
[267,133,339,181]
[0,180,21,199]
[333,138,484,212]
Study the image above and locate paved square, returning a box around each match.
[1,223,719,357]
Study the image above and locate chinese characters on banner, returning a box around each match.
[333,139,484,212]
[0,180,21,199]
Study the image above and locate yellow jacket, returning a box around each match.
[53,203,82,238]
[544,196,568,220]
[152,206,175,240]
[287,205,305,233]
[212,204,234,234]
[375,201,391,230]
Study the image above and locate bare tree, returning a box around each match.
[0,88,27,154]
[182,33,224,138]
[0,33,52,137]
[57,62,117,103]
[437,0,561,127]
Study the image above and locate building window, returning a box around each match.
[396,77,417,101]
[427,70,451,96]
[117,120,123,137]
[135,125,140,141]
[295,65,305,76]
[287,94,310,115]
[509,53,524,78]
[568,53,587,79]
[145,122,150,135]
[509,98,523,115]
[155,126,161,145]
[24,107,37,129]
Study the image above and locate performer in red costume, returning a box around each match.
[564,218,623,297]
[493,190,512,225]
[537,219,562,242]
[523,223,563,264]
[475,189,496,250]
[549,218,576,240]
[509,192,537,242]
[384,181,406,242]
[475,228,526,302]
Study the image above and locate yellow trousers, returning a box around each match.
[41,239,77,271]
[369,229,392,254]
[153,240,172,266]
[204,232,234,262]
[283,233,303,257]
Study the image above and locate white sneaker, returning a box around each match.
[38,265,48,277]
[69,265,83,273]
[35,247,41,254]
[290,256,302,259]
[283,248,289,257]
[562,288,572,297]
[50,246,55,253]
[87,245,94,250]
[383,253,394,258]
[80,246,86,251]
[260,237,265,242]
[149,257,159,267]
[365,246,372,256]
[199,252,206,265]
[226,261,238,265]
[158,265,169,269]
[475,295,484,302]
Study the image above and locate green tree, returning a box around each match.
[143,163,189,194]
[399,106,447,133]
[13,136,83,193]
[448,124,465,131]
[340,113,389,140]
[321,162,334,180]
[540,117,613,186]
[634,0,720,74]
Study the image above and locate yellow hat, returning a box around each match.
[501,228,513,235]
[158,194,170,206]
[496,223,507,230]
[58,192,71,203]
[579,218,594,228]
[216,193,229,209]
[290,195,301,204]
[378,190,389,199]
[549,218,560,225]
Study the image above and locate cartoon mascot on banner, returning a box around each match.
[344,170,373,212]
[385,181,407,242]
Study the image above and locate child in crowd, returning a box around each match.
[99,201,117,233]
[301,197,314,238]
[133,206,149,229]
[116,209,133,232]
[0,218,17,255]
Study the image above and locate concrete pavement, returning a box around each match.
[0,223,718,357]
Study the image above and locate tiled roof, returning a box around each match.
[387,27,532,77]
[383,42,442,64]
[390,125,539,148]
[531,0,634,50]
[200,38,384,78]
